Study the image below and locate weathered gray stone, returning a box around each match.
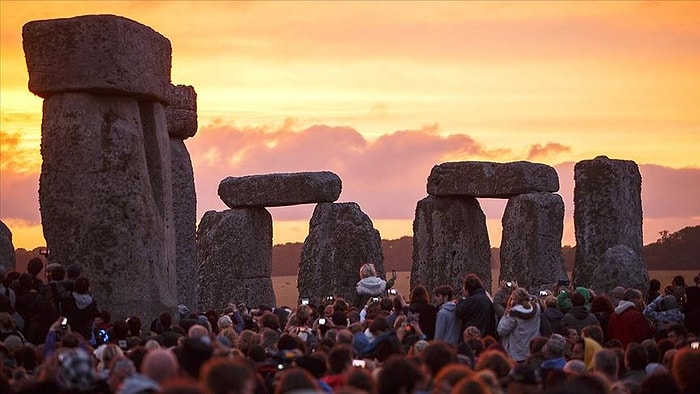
[500,193,566,291]
[39,93,176,322]
[590,244,649,297]
[23,15,171,102]
[218,172,342,208]
[573,156,643,287]
[0,221,16,272]
[412,195,492,295]
[298,203,384,305]
[165,85,197,139]
[427,161,559,198]
[171,138,197,308]
[197,209,275,311]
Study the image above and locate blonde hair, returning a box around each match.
[359,263,377,279]
[509,287,532,309]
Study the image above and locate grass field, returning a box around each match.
[272,270,698,307]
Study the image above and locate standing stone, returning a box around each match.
[298,203,384,305]
[500,193,566,291]
[23,15,171,102]
[219,172,342,208]
[590,244,648,297]
[171,138,197,308]
[412,196,492,296]
[197,209,275,311]
[165,85,198,139]
[573,156,643,288]
[0,221,16,272]
[38,93,176,322]
[427,161,559,198]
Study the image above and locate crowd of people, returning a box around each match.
[0,259,699,394]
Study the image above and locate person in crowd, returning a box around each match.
[200,356,256,394]
[643,291,685,339]
[540,293,564,337]
[561,291,600,334]
[593,348,620,383]
[647,279,662,305]
[492,280,517,322]
[408,285,437,340]
[608,288,652,349]
[456,273,496,339]
[570,336,602,371]
[670,275,688,312]
[684,273,700,335]
[352,263,395,308]
[622,342,648,390]
[433,285,461,345]
[666,323,689,349]
[60,276,100,343]
[581,324,605,346]
[497,287,541,363]
[590,295,615,343]
[672,347,700,394]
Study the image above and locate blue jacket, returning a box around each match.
[435,301,461,345]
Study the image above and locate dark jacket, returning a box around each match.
[455,288,496,339]
[409,301,437,340]
[61,291,99,341]
[561,306,600,334]
[540,307,564,337]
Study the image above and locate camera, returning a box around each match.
[506,281,514,288]
[98,329,109,343]
[60,318,68,331]
[301,297,309,305]
[691,341,699,350]
[318,318,326,325]
[326,295,335,302]
[539,290,548,297]
[371,297,380,303]
[388,289,397,295]
[352,359,366,368]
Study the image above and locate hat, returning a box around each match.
[57,348,97,391]
[557,292,572,312]
[176,337,212,379]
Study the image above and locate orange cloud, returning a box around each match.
[527,143,572,161]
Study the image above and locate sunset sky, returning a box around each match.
[1,1,699,251]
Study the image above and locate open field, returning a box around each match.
[272,270,699,307]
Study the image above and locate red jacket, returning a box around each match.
[607,300,652,348]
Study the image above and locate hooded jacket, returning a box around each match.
[643,295,685,330]
[352,276,394,308]
[607,300,652,349]
[434,301,461,345]
[561,306,600,334]
[61,291,99,341]
[497,303,541,362]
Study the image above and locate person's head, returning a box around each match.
[200,357,255,394]
[433,364,474,394]
[74,276,90,295]
[542,334,566,359]
[49,264,66,281]
[463,274,484,295]
[671,348,700,391]
[257,311,280,331]
[475,349,514,380]
[529,336,548,355]
[564,327,579,345]
[434,285,454,305]
[649,279,661,293]
[377,355,422,394]
[463,326,481,342]
[641,339,660,364]
[66,264,82,279]
[345,366,375,393]
[410,285,430,304]
[570,292,586,308]
[667,324,688,347]
[126,316,141,337]
[593,348,619,380]
[508,287,531,309]
[571,338,586,361]
[327,344,353,374]
[623,288,643,308]
[27,258,43,276]
[294,304,312,326]
[359,263,377,279]
[422,341,457,377]
[672,275,686,287]
[506,364,542,393]
[625,342,648,371]
[0,312,16,331]
[590,295,614,315]
[581,325,604,346]
[274,367,319,394]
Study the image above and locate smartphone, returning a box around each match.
[301,297,309,305]
[388,289,397,295]
[691,341,699,350]
[60,317,68,330]
[352,359,366,368]
[539,290,548,297]
[371,297,380,303]
[506,281,514,288]
[318,318,326,325]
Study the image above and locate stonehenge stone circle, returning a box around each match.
[23,15,171,103]
[412,195,492,295]
[219,171,342,208]
[573,156,643,289]
[23,15,179,322]
[166,84,198,139]
[427,161,559,198]
[197,209,275,311]
[298,202,384,305]
[500,192,567,291]
[590,244,649,297]
[0,221,16,272]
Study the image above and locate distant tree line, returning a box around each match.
[13,226,698,278]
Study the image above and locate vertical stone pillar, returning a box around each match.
[197,209,275,310]
[298,202,384,305]
[412,196,492,296]
[0,220,16,272]
[165,84,198,309]
[573,156,644,292]
[23,15,176,321]
[500,192,566,291]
